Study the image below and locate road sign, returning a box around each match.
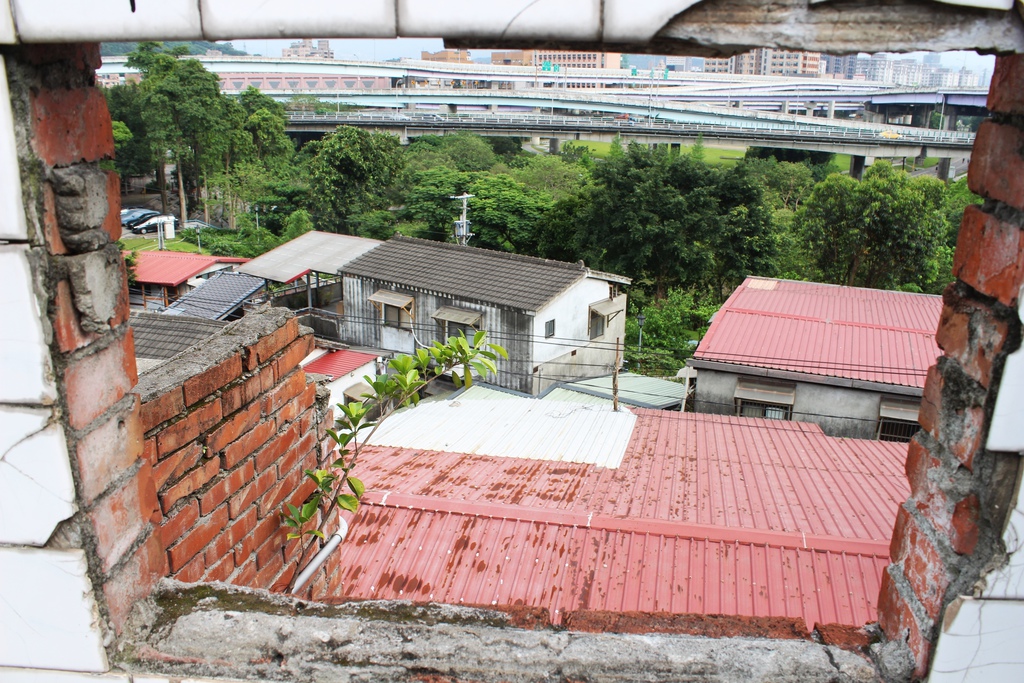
[553,64,560,72]
[542,60,551,71]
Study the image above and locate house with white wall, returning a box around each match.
[339,236,630,394]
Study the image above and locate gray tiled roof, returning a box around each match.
[342,236,596,311]
[165,271,265,320]
[130,313,227,360]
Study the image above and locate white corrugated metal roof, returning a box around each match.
[237,231,382,283]
[365,398,636,468]
[541,387,613,406]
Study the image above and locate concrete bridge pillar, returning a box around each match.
[489,103,498,112]
[850,155,866,180]
[671,142,681,154]
[827,100,836,118]
[549,137,560,154]
[447,103,457,114]
[935,105,959,182]
[781,100,790,115]
[531,135,541,146]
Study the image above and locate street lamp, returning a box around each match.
[637,312,646,352]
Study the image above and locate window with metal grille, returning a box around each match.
[877,418,918,443]
[735,399,793,421]
[545,319,555,338]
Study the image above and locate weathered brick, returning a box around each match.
[204,506,258,565]
[988,54,1024,115]
[160,499,199,549]
[102,531,167,633]
[950,406,986,471]
[183,353,242,406]
[258,464,304,518]
[153,441,204,490]
[89,463,160,574]
[167,505,229,573]
[889,507,949,620]
[31,86,114,166]
[143,437,157,466]
[199,461,256,516]
[221,373,262,416]
[222,418,277,470]
[159,457,220,513]
[252,512,286,558]
[75,395,143,505]
[950,494,981,555]
[968,122,1024,212]
[278,430,317,480]
[256,531,284,570]
[175,551,206,583]
[917,365,942,440]
[204,552,236,583]
[231,557,258,586]
[53,279,97,353]
[877,570,931,681]
[101,170,123,242]
[953,205,1024,308]
[234,530,256,565]
[42,183,67,255]
[156,411,200,458]
[255,421,301,472]
[262,370,307,417]
[206,402,261,455]
[64,329,137,430]
[141,387,185,433]
[274,335,314,380]
[905,438,940,502]
[247,318,299,367]
[278,383,317,425]
[935,298,1009,389]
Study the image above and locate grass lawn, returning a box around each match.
[120,235,205,254]
[560,140,749,166]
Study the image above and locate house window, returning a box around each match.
[545,319,555,338]
[384,304,412,329]
[432,306,481,340]
[877,397,921,443]
[733,378,795,421]
[589,309,605,339]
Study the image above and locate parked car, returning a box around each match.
[121,208,158,227]
[131,215,178,235]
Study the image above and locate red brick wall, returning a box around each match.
[879,54,1024,680]
[137,311,334,593]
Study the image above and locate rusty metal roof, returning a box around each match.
[334,410,908,628]
[302,349,379,381]
[692,277,943,389]
[130,251,248,287]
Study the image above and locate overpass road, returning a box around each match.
[286,111,976,160]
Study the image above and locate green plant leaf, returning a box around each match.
[337,494,359,512]
[346,476,365,497]
[301,498,319,521]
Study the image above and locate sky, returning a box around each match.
[231,39,994,72]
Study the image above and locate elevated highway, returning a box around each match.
[286,110,975,161]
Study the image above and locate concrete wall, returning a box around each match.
[693,368,893,440]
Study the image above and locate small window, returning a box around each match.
[384,303,412,329]
[734,378,795,421]
[877,397,921,443]
[545,319,555,338]
[736,400,792,421]
[877,419,918,443]
[589,309,605,339]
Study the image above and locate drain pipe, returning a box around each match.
[291,516,350,593]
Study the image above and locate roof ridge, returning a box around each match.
[391,234,586,272]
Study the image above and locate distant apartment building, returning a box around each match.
[490,49,622,69]
[664,56,705,72]
[282,39,334,59]
[421,49,473,64]
[695,49,822,77]
[702,57,733,73]
[822,54,857,79]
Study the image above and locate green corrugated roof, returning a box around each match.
[557,373,686,410]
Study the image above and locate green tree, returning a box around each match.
[466,174,554,253]
[281,209,314,241]
[510,154,588,202]
[308,126,403,233]
[104,82,156,189]
[624,288,720,375]
[397,167,471,241]
[404,133,497,172]
[796,161,946,290]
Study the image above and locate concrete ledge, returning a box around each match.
[119,581,880,683]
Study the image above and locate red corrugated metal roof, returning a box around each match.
[130,251,249,287]
[693,277,943,388]
[331,410,909,628]
[303,349,378,380]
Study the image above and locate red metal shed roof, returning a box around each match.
[303,349,378,380]
[692,277,943,388]
[130,251,249,287]
[331,409,909,629]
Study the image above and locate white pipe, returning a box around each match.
[291,516,349,593]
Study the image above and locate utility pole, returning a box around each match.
[612,337,621,411]
[450,192,474,246]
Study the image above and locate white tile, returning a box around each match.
[0,408,76,546]
[929,597,1024,682]
[933,0,1014,9]
[201,0,396,40]
[983,468,1024,599]
[10,0,201,42]
[603,0,705,43]
[399,0,600,40]
[0,548,108,672]
[0,59,27,242]
[0,2,15,43]
[0,667,129,681]
[987,294,1024,453]
[0,246,55,405]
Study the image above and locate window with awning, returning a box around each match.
[432,306,481,327]
[877,397,921,442]
[369,289,414,329]
[734,378,796,420]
